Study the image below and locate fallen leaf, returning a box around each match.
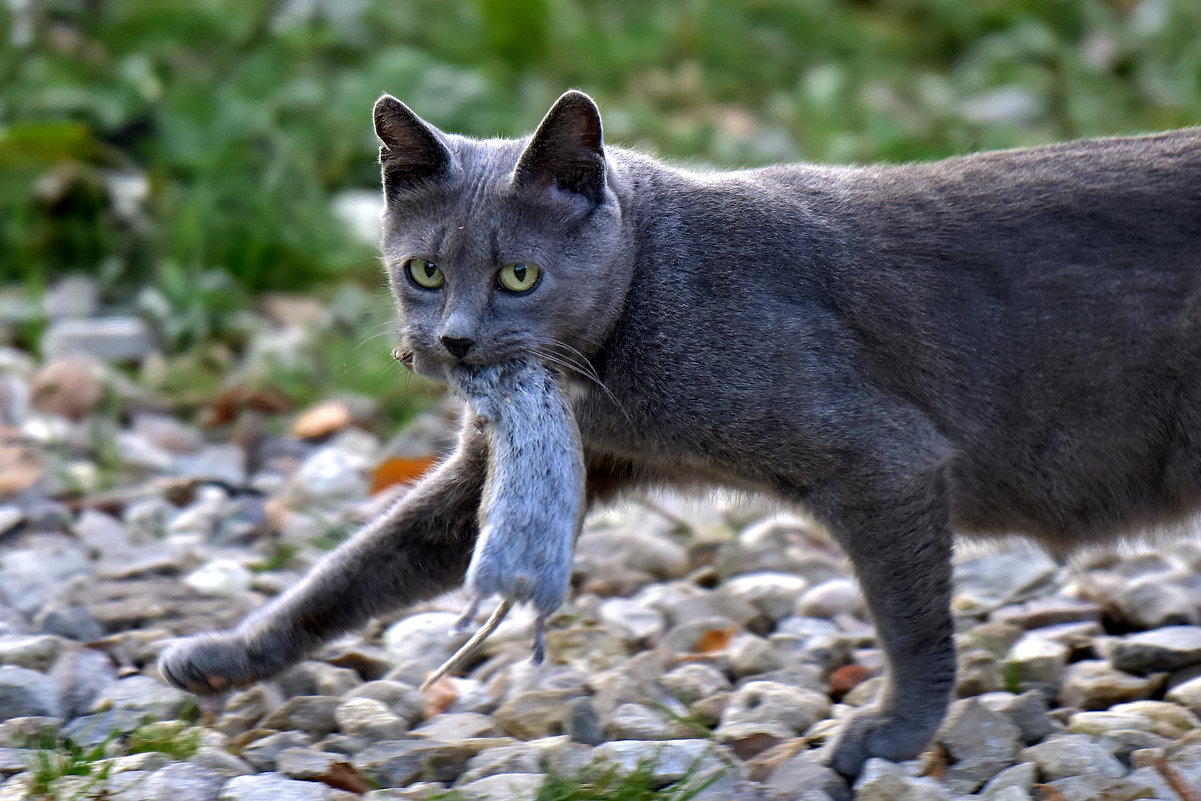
[317,762,374,795]
[694,625,739,654]
[828,664,870,699]
[201,386,291,429]
[422,674,459,719]
[370,455,439,494]
[1035,785,1068,801]
[291,400,352,440]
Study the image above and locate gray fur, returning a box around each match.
[160,90,1201,778]
[449,359,585,657]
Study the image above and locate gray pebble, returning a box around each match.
[239,730,314,772]
[261,696,341,740]
[122,762,224,801]
[0,665,62,719]
[1109,625,1201,673]
[217,772,332,801]
[1019,734,1125,781]
[334,697,409,741]
[88,674,192,719]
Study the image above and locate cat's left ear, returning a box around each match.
[514,91,607,204]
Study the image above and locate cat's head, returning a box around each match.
[375,91,632,385]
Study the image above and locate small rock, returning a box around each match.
[261,696,341,739]
[953,549,1057,615]
[29,357,103,421]
[276,662,362,698]
[771,617,855,673]
[761,753,848,801]
[606,702,688,739]
[74,509,131,558]
[1058,660,1161,709]
[855,771,950,801]
[566,697,605,745]
[720,572,809,623]
[1166,674,1201,707]
[990,597,1102,629]
[1005,633,1069,688]
[0,634,63,671]
[355,739,495,787]
[1109,626,1201,674]
[381,613,464,673]
[1019,734,1125,781]
[659,663,731,705]
[216,685,282,737]
[979,761,1036,799]
[0,665,62,719]
[184,559,253,597]
[239,731,314,772]
[797,578,863,619]
[717,681,830,739]
[0,716,61,748]
[590,739,729,785]
[335,697,409,741]
[410,711,501,740]
[494,689,578,739]
[217,772,332,801]
[35,604,104,641]
[598,598,666,642]
[89,674,192,718]
[729,633,787,678]
[345,680,425,725]
[1113,578,1201,628]
[455,772,544,801]
[979,691,1055,745]
[275,746,340,780]
[939,698,1020,763]
[124,762,224,801]
[42,316,155,363]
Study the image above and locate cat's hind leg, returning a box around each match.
[158,431,488,694]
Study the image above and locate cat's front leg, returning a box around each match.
[159,430,488,694]
[813,459,956,778]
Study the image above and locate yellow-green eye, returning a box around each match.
[497,262,541,293]
[406,259,444,289]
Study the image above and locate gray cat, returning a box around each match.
[159,90,1201,777]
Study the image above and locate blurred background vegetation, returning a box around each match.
[2,0,1200,424]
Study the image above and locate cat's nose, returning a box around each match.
[440,336,474,359]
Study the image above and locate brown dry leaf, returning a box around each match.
[370,455,439,494]
[828,664,870,699]
[202,386,291,428]
[291,400,353,440]
[422,674,459,719]
[1035,785,1068,801]
[694,625,739,654]
[316,762,374,795]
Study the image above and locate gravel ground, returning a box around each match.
[1,283,1201,800]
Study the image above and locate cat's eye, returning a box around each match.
[406,259,444,289]
[497,262,541,293]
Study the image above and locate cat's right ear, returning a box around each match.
[373,94,453,193]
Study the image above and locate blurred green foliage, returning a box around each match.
[2,0,1200,301]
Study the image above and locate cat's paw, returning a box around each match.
[825,707,938,779]
[158,632,265,695]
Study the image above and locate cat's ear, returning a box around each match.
[514,90,607,204]
[373,94,453,191]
